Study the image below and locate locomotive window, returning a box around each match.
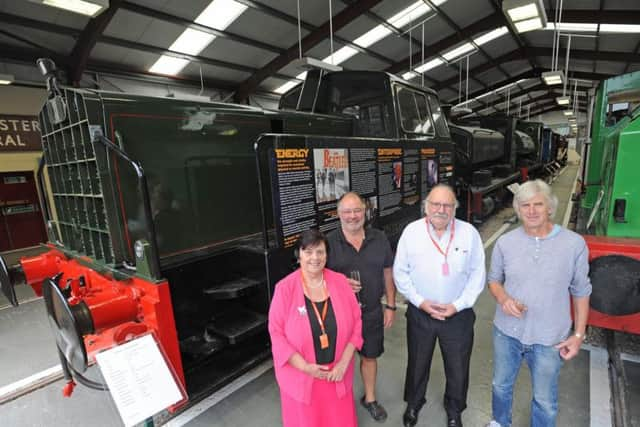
[427,95,450,137]
[396,87,435,136]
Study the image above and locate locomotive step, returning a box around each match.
[202,276,263,299]
[206,309,267,345]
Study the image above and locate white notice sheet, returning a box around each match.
[96,334,184,427]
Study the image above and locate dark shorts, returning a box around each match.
[359,304,384,358]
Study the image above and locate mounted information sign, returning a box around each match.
[260,135,454,249]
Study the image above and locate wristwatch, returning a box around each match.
[384,304,397,311]
[574,332,586,340]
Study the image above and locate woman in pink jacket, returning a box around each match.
[268,229,363,427]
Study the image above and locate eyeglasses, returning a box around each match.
[427,200,456,210]
[339,208,364,215]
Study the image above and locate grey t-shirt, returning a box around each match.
[488,225,592,346]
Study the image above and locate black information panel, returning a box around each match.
[259,135,454,249]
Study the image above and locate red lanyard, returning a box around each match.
[426,218,455,276]
[302,272,330,349]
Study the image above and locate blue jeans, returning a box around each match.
[492,326,563,427]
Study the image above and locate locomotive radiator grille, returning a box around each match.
[40,88,115,265]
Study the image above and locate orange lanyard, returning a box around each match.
[426,218,455,276]
[302,272,330,348]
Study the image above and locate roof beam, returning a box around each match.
[233,0,383,103]
[68,0,122,85]
[0,42,239,91]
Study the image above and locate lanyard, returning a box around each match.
[302,272,330,348]
[425,218,455,276]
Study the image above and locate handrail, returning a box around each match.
[91,132,162,280]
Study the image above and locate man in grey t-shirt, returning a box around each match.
[487,180,591,427]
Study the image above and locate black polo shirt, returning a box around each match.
[326,227,393,312]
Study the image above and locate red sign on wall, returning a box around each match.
[0,115,42,152]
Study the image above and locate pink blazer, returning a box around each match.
[268,268,363,405]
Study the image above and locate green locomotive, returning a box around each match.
[577,71,640,334]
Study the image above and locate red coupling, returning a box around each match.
[62,380,76,397]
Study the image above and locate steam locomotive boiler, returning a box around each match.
[0,60,455,413]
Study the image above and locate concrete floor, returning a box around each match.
[0,159,632,427]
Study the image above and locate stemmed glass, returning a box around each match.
[350,270,365,309]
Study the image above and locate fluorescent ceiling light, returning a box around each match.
[600,24,640,33]
[542,70,564,86]
[149,0,247,76]
[544,22,598,32]
[323,46,358,65]
[0,73,14,85]
[556,96,570,105]
[35,0,108,17]
[563,110,574,116]
[402,71,419,81]
[515,17,543,33]
[473,27,509,46]
[415,58,444,73]
[507,3,538,21]
[389,1,431,29]
[442,42,476,62]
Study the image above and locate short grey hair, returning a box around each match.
[513,179,558,218]
[423,184,459,215]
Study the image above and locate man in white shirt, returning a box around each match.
[394,184,485,427]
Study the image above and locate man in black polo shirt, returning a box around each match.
[327,192,396,423]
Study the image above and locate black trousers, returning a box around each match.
[404,304,475,417]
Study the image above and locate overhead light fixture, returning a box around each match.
[30,0,109,17]
[563,110,574,116]
[502,0,547,33]
[0,73,14,85]
[542,70,564,86]
[415,58,444,73]
[442,42,477,62]
[556,96,570,105]
[402,71,419,81]
[473,27,509,46]
[292,57,343,73]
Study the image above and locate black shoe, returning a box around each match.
[403,407,419,427]
[447,415,463,427]
[360,396,388,422]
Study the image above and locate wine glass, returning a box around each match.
[350,270,365,309]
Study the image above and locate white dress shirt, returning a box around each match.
[393,217,486,312]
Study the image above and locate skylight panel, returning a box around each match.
[323,46,358,65]
[149,56,190,75]
[148,0,247,76]
[507,4,538,21]
[274,80,300,94]
[473,26,508,46]
[169,28,216,56]
[196,0,248,30]
[353,26,393,48]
